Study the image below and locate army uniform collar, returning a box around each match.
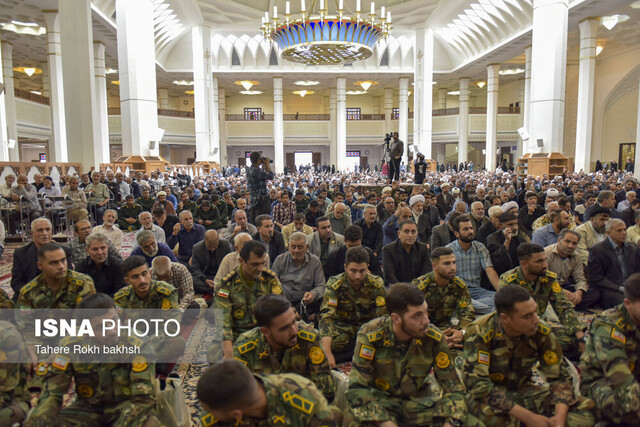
[514,267,538,287]
[421,271,455,290]
[616,304,637,334]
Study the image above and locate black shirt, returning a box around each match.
[155,214,180,242]
[76,255,126,296]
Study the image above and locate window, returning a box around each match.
[392,108,399,119]
[244,108,262,120]
[346,108,361,120]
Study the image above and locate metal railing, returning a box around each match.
[14,88,50,105]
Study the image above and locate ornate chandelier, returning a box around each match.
[261,0,392,66]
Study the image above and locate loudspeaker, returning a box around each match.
[537,138,544,148]
[212,147,219,155]
[517,126,529,141]
[149,141,157,150]
[7,139,15,149]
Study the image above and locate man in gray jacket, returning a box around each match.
[306,216,344,267]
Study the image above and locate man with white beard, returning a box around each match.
[129,230,177,266]
[133,211,166,248]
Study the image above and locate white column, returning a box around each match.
[414,28,433,159]
[530,0,568,153]
[1,41,17,161]
[192,26,220,163]
[93,42,109,165]
[40,61,50,98]
[157,88,168,109]
[574,18,598,172]
[273,77,284,173]
[329,88,337,168]
[516,77,525,160]
[635,73,640,179]
[398,77,409,167]
[523,46,532,152]
[218,88,227,166]
[384,88,393,131]
[116,0,159,157]
[336,77,347,171]
[43,11,68,163]
[458,78,470,165]
[0,38,9,161]
[438,88,447,110]
[486,64,500,171]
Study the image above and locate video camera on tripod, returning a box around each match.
[381,132,393,163]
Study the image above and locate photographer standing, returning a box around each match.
[388,131,403,182]
[247,151,274,224]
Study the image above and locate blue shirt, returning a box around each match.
[167,223,206,262]
[446,239,493,288]
[130,243,177,266]
[532,223,559,248]
[382,215,400,246]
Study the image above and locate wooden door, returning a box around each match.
[312,152,321,167]
[360,156,368,169]
[238,157,246,167]
[285,152,295,172]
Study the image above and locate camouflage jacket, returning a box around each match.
[18,270,95,309]
[346,316,467,425]
[114,280,179,311]
[579,304,640,414]
[117,204,143,231]
[0,287,13,308]
[137,196,155,212]
[411,272,475,330]
[199,373,337,427]
[215,266,284,341]
[499,267,585,336]
[319,273,387,339]
[0,321,31,415]
[463,313,575,414]
[28,335,156,424]
[232,322,335,401]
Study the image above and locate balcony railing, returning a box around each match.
[470,106,521,114]
[433,108,460,116]
[15,89,50,105]
[107,107,195,118]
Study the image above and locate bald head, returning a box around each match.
[204,230,219,251]
[233,232,252,251]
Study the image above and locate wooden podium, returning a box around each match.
[517,153,573,178]
[102,155,169,175]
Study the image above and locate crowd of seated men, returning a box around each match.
[2,163,640,426]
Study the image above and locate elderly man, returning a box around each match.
[133,211,165,248]
[152,191,176,216]
[84,172,109,225]
[75,232,126,296]
[532,208,571,248]
[0,173,15,198]
[281,212,313,247]
[151,255,197,311]
[486,212,529,276]
[272,191,296,230]
[326,202,351,236]
[272,231,326,319]
[167,210,205,264]
[117,194,143,231]
[252,214,286,266]
[545,229,599,310]
[191,229,233,294]
[307,216,345,266]
[589,218,640,308]
[575,205,610,264]
[584,190,620,221]
[214,232,269,289]
[382,219,431,285]
[130,229,177,266]
[355,204,384,257]
[221,208,257,240]
[382,203,413,245]
[518,191,546,236]
[469,201,489,233]
[8,174,42,233]
[477,206,503,244]
[93,209,124,252]
[618,190,636,212]
[11,218,73,299]
[67,219,122,267]
[409,194,440,245]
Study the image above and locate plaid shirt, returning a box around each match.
[446,239,492,288]
[272,202,296,226]
[152,262,195,310]
[247,165,274,205]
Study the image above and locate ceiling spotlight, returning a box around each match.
[596,45,604,56]
[105,68,118,74]
[499,68,525,76]
[448,90,460,95]
[408,91,412,96]
[239,90,262,95]
[23,67,36,77]
[600,15,629,30]
[172,80,194,86]
[631,1,640,9]
[185,90,194,94]
[111,80,120,85]
[360,81,372,91]
[477,81,486,89]
[346,90,367,95]
[293,90,315,97]
[294,81,320,86]
[30,90,41,95]
[241,81,253,90]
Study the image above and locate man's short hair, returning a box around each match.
[597,190,614,204]
[634,209,640,221]
[525,191,537,200]
[151,256,172,276]
[139,211,152,220]
[288,231,307,245]
[197,360,257,411]
[233,209,246,221]
[585,192,595,200]
[345,246,369,266]
[431,247,454,260]
[488,206,503,218]
[309,200,319,208]
[85,232,110,248]
[254,294,292,327]
[624,273,640,302]
[498,212,517,223]
[179,210,192,220]
[104,209,117,217]
[73,220,90,233]
[152,206,165,216]
[136,230,156,245]
[37,242,65,260]
[453,214,471,232]
[233,232,251,246]
[343,225,363,242]
[293,212,305,222]
[363,204,376,212]
[606,218,626,232]
[239,240,267,261]
[121,255,147,275]
[398,219,417,232]
[517,243,545,261]
[558,229,580,242]
[255,214,272,228]
[295,189,305,196]
[249,151,262,165]
[316,216,330,226]
[386,282,425,316]
[76,293,116,319]
[495,284,533,314]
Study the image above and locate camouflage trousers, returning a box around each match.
[468,383,595,427]
[329,323,359,352]
[26,398,160,427]
[583,377,640,425]
[0,398,28,427]
[550,323,580,359]
[343,396,485,427]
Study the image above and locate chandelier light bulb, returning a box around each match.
[360,81,372,91]
[241,81,253,90]
[477,81,486,89]
[24,67,36,76]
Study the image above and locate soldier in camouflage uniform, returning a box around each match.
[215,241,284,358]
[177,192,197,215]
[319,246,387,366]
[18,243,95,310]
[117,194,144,231]
[137,188,155,212]
[0,321,31,426]
[499,243,585,358]
[344,283,474,427]
[228,294,335,401]
[579,272,640,424]
[114,255,180,311]
[197,360,337,427]
[412,246,474,363]
[25,293,160,427]
[0,287,13,308]
[464,285,595,426]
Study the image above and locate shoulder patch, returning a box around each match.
[128,336,143,347]
[238,339,258,355]
[615,317,627,330]
[52,354,70,371]
[233,357,247,366]
[482,329,494,343]
[282,391,315,415]
[505,273,517,283]
[155,283,173,296]
[297,329,317,342]
[358,344,375,360]
[453,277,466,288]
[20,280,37,294]
[366,329,384,343]
[427,326,443,342]
[611,328,626,344]
[329,278,342,290]
[114,287,131,300]
[538,323,550,335]
[546,271,557,279]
